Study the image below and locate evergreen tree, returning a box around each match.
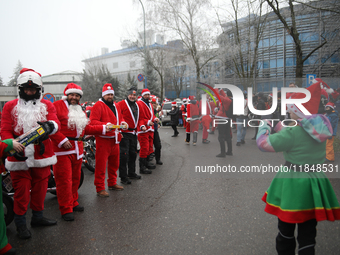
[0,75,4,86]
[82,64,121,102]
[116,73,137,102]
[145,61,160,97]
[8,60,23,86]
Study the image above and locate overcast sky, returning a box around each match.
[0,0,142,84]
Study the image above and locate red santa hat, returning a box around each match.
[63,83,83,100]
[287,81,321,118]
[137,96,142,101]
[312,78,334,94]
[171,101,177,107]
[188,95,196,100]
[325,102,335,110]
[141,88,151,96]
[102,83,114,97]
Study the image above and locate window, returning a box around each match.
[263,60,269,69]
[286,57,296,67]
[301,32,318,42]
[277,58,284,68]
[270,59,276,68]
[113,62,118,69]
[304,54,318,65]
[331,54,340,63]
[286,35,294,45]
[130,61,136,68]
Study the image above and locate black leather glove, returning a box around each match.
[13,152,28,161]
[37,121,55,135]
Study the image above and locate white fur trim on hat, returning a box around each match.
[102,89,114,97]
[65,88,83,96]
[141,89,150,96]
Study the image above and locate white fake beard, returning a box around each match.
[13,99,48,133]
[68,104,89,134]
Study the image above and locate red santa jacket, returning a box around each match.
[216,89,232,119]
[116,99,140,135]
[90,99,125,143]
[187,101,200,121]
[1,99,60,171]
[50,100,107,160]
[181,104,187,117]
[137,99,157,134]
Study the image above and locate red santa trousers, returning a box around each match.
[53,154,82,215]
[94,137,120,192]
[10,167,50,215]
[186,120,199,133]
[138,132,154,159]
[183,116,187,128]
[201,115,212,140]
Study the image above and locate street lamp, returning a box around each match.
[138,0,147,88]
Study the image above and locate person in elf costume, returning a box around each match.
[256,81,340,255]
[0,139,24,254]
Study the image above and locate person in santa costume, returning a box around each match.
[256,81,340,254]
[1,139,24,254]
[50,83,112,220]
[1,68,60,239]
[137,88,160,174]
[90,84,128,197]
[199,94,215,144]
[185,95,200,145]
[116,87,142,185]
[181,98,188,128]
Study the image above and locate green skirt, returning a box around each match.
[262,170,340,223]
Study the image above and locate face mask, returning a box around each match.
[326,109,333,114]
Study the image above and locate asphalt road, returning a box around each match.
[6,126,340,255]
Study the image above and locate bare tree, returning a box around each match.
[216,0,269,87]
[264,0,332,85]
[144,0,219,84]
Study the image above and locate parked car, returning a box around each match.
[160,101,182,126]
[160,102,172,125]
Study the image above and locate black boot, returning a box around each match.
[216,141,226,157]
[193,132,197,146]
[185,133,190,144]
[146,155,156,169]
[16,225,31,239]
[226,139,233,156]
[139,158,152,174]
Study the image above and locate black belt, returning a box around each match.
[67,136,84,141]
[128,128,136,131]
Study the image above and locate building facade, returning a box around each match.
[217,0,340,91]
